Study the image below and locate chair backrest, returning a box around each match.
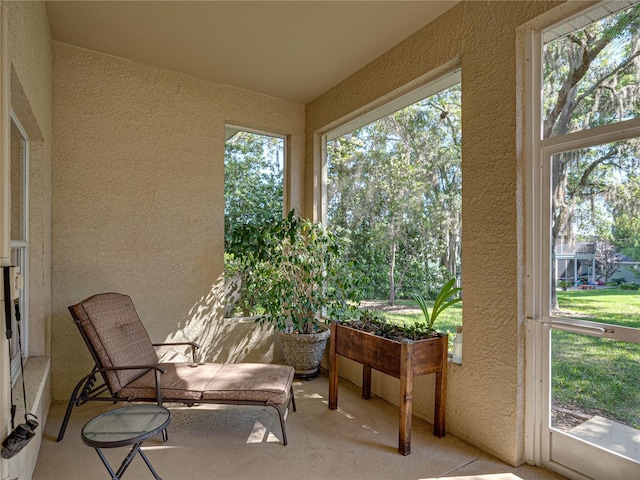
[69,293,159,393]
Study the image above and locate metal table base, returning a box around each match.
[82,405,170,480]
[94,441,163,480]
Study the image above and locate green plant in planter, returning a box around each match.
[336,279,461,342]
[411,278,462,334]
[226,209,362,334]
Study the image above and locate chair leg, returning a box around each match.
[289,386,297,412]
[57,370,100,442]
[270,404,288,446]
[56,398,77,442]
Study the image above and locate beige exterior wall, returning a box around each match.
[8,0,52,359]
[3,2,53,479]
[51,42,304,401]
[306,1,560,466]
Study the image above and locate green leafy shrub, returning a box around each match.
[226,209,363,334]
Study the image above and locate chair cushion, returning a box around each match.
[120,363,222,401]
[119,363,294,406]
[201,363,294,405]
[70,293,159,393]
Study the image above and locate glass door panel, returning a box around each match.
[550,327,640,478]
[536,3,640,477]
[547,139,640,478]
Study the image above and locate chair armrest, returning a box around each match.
[153,341,201,363]
[96,365,167,405]
[97,365,167,374]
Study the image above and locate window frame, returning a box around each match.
[9,110,29,385]
[223,124,287,321]
[224,123,288,218]
[319,68,461,224]
[318,69,463,317]
[523,0,640,469]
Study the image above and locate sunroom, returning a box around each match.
[1,2,638,480]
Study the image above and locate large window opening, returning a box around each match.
[10,112,29,384]
[324,72,462,343]
[223,126,284,317]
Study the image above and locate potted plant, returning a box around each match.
[226,209,361,377]
[329,279,461,455]
[411,278,462,335]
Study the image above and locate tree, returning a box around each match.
[223,131,285,315]
[544,4,640,307]
[224,131,283,248]
[327,84,461,304]
[595,241,622,283]
[611,169,640,261]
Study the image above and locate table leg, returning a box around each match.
[95,447,121,480]
[94,443,163,480]
[138,448,164,480]
[114,443,142,479]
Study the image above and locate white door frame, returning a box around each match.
[523,3,640,477]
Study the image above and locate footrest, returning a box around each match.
[202,363,295,405]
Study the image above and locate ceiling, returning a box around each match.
[45,1,458,104]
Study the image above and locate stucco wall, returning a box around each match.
[4,2,53,479]
[305,1,560,466]
[8,0,52,358]
[51,42,304,402]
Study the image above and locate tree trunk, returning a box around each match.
[389,238,397,305]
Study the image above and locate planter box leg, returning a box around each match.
[329,322,338,410]
[398,341,413,456]
[362,364,372,400]
[433,338,448,437]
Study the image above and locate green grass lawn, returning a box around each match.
[368,289,639,429]
[556,288,640,328]
[553,289,640,429]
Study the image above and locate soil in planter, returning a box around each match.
[340,317,440,342]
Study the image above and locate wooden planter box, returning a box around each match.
[328,321,448,455]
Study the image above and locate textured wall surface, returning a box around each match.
[8,0,53,358]
[4,2,53,479]
[51,43,304,400]
[306,0,559,466]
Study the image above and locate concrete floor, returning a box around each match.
[33,373,566,480]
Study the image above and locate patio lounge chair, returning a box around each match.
[56,292,296,444]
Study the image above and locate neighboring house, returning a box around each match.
[556,239,639,285]
[555,238,598,285]
[617,255,640,283]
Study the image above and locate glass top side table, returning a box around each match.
[82,404,170,480]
